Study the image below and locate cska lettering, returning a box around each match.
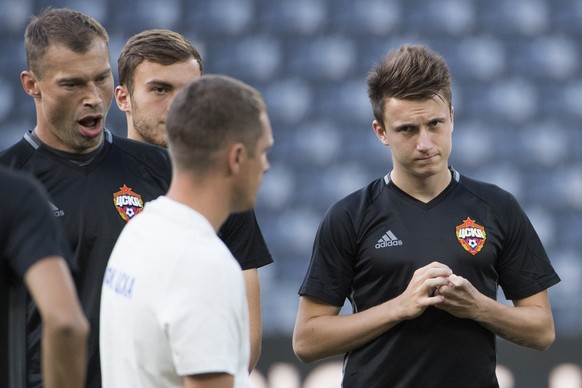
[115,195,143,207]
[457,227,485,239]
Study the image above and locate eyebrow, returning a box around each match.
[58,69,112,84]
[393,115,447,130]
[145,80,174,89]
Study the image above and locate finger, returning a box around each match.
[436,284,455,295]
[425,277,452,289]
[423,267,453,280]
[425,261,453,271]
[426,293,445,305]
[447,274,464,287]
[427,276,453,297]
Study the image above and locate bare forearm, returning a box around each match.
[243,269,262,371]
[437,276,556,351]
[42,319,89,388]
[293,300,403,363]
[473,297,555,350]
[294,264,456,363]
[248,318,262,372]
[25,258,90,388]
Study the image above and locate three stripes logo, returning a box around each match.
[375,230,403,249]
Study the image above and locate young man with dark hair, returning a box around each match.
[115,29,273,370]
[293,44,560,387]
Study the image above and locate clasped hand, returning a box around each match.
[398,261,483,321]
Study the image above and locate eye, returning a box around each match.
[428,120,439,128]
[93,71,112,85]
[151,85,170,95]
[61,81,80,88]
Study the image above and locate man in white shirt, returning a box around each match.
[100,75,274,388]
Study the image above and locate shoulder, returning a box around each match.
[325,178,386,222]
[0,166,47,202]
[110,133,170,162]
[177,235,243,288]
[311,178,386,241]
[458,174,517,205]
[0,137,35,168]
[108,133,172,183]
[0,167,67,273]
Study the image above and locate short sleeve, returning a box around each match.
[496,195,560,300]
[218,210,273,270]
[0,169,70,278]
[298,203,358,307]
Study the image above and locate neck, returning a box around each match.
[390,167,452,203]
[165,172,231,232]
[126,126,144,143]
[33,126,103,154]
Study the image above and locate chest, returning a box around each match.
[353,194,504,294]
[24,154,169,239]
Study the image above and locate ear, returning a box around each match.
[450,106,455,132]
[372,120,390,146]
[227,143,246,175]
[115,85,131,112]
[21,71,40,98]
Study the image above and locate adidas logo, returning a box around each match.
[48,201,65,217]
[375,230,403,249]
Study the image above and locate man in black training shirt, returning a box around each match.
[114,29,273,370]
[293,44,560,388]
[0,8,272,388]
[0,166,89,388]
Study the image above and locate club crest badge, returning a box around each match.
[113,185,144,222]
[456,217,486,255]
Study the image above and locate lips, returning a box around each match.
[78,115,103,138]
[417,153,439,161]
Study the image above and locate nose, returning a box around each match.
[84,83,102,108]
[416,128,433,152]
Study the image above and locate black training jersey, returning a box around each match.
[0,167,71,388]
[0,130,273,388]
[299,168,560,388]
[219,209,273,270]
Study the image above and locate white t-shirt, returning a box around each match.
[100,196,250,388]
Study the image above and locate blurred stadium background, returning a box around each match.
[1,0,581,387]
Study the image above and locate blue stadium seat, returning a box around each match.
[108,0,181,33]
[479,0,550,36]
[258,0,327,35]
[329,0,402,36]
[405,0,476,36]
[184,0,253,35]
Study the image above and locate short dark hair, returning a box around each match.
[24,7,109,78]
[166,75,266,174]
[367,44,452,128]
[118,29,204,94]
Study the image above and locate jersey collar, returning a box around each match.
[25,129,112,166]
[383,166,460,185]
